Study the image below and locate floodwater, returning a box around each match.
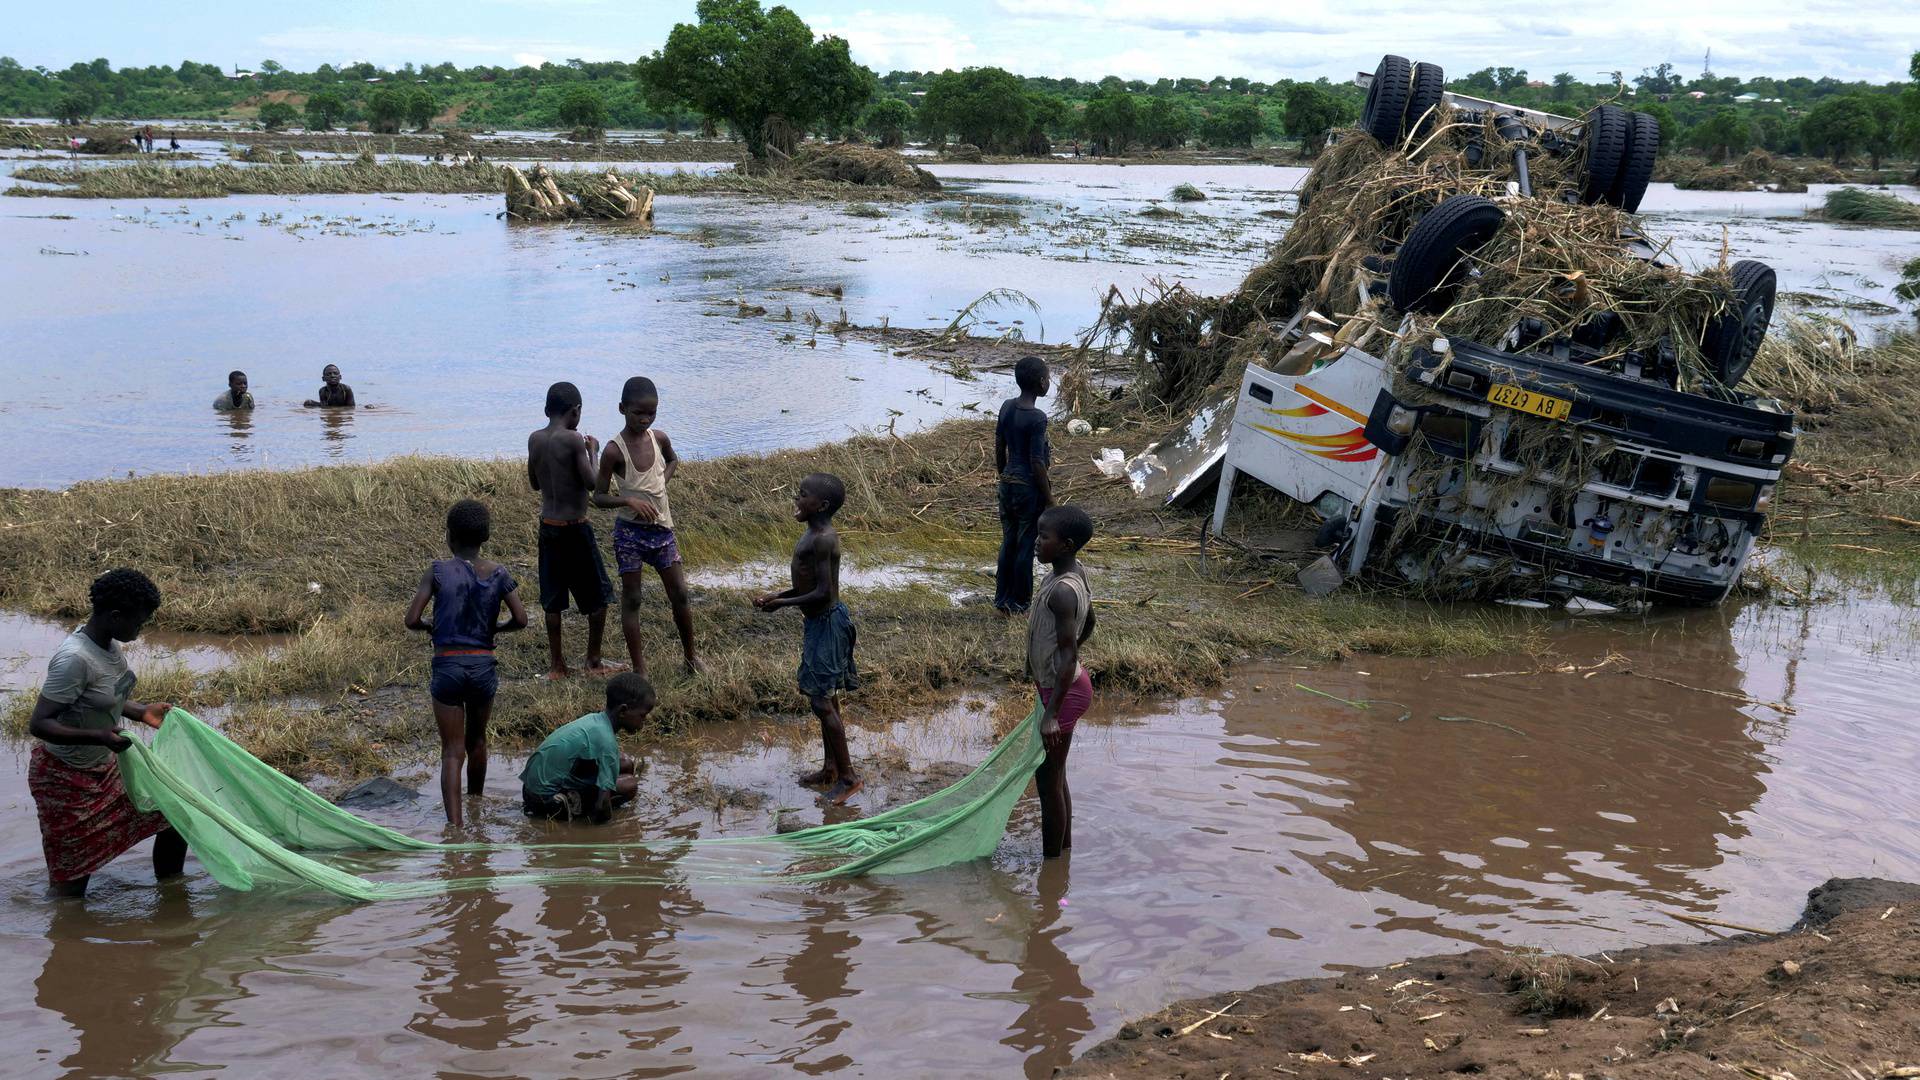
[2,583,1916,1077]
[3,149,1918,489]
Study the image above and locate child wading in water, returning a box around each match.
[520,673,651,822]
[1029,505,1096,858]
[26,569,188,897]
[754,473,862,804]
[594,377,702,676]
[405,500,529,826]
[528,380,616,678]
[995,355,1052,614]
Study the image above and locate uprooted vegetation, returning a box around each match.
[1078,125,1739,420]
[1817,186,1920,228]
[0,421,1514,775]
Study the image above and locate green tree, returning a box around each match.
[1799,94,1876,164]
[1025,92,1070,154]
[365,87,407,133]
[55,87,99,123]
[638,0,875,161]
[257,100,297,130]
[1551,72,1576,101]
[1861,94,1899,170]
[404,87,437,130]
[1633,103,1678,154]
[918,67,1029,151]
[1139,96,1195,149]
[1688,107,1750,162]
[861,96,912,146]
[1081,88,1137,155]
[1201,98,1262,147]
[304,91,346,131]
[1282,82,1344,156]
[557,84,609,135]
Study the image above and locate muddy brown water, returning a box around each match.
[2,586,1916,1078]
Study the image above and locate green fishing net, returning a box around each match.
[116,704,1044,902]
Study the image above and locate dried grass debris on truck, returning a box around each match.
[1111,54,1792,606]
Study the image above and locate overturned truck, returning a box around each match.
[1195,55,1792,606]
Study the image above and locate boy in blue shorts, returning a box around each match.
[405,499,529,827]
[520,672,652,822]
[753,472,862,805]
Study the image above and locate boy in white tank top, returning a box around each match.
[593,376,704,676]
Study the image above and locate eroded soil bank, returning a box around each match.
[1065,879,1920,1079]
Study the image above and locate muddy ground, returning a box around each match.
[1064,879,1920,1079]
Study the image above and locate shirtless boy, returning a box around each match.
[753,473,861,804]
[528,381,616,678]
[593,377,702,676]
[303,364,357,408]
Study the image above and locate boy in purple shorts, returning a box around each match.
[594,376,703,677]
[1029,505,1096,858]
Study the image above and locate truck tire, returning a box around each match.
[1579,105,1631,205]
[1389,194,1506,313]
[1362,54,1414,147]
[1609,110,1660,211]
[1407,62,1445,141]
[1701,260,1776,387]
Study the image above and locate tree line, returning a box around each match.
[4,0,1917,166]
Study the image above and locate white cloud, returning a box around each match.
[809,12,980,73]
[513,52,549,67]
[975,0,1920,82]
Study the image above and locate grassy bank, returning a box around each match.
[4,160,943,201]
[1748,326,1920,583]
[0,420,1513,776]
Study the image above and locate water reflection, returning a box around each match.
[219,406,254,460]
[1003,858,1094,1079]
[317,406,354,456]
[35,890,340,1076]
[1218,608,1770,936]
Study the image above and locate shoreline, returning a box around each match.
[1064,878,1920,1078]
[0,415,1518,781]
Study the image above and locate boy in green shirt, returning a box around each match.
[520,672,651,822]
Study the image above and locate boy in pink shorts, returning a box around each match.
[1028,504,1096,858]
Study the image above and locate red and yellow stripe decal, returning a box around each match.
[1249,384,1378,462]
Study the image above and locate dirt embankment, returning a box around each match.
[1065,878,1920,1079]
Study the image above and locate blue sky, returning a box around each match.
[7,1,1918,83]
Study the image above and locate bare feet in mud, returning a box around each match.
[797,768,836,788]
[543,666,572,681]
[584,660,626,677]
[826,777,863,805]
[684,656,707,676]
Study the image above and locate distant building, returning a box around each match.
[1733,93,1760,103]
[1687,90,1707,99]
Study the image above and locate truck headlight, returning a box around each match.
[1386,406,1417,436]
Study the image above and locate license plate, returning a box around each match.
[1488,382,1572,421]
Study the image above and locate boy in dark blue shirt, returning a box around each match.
[405,500,530,826]
[994,355,1053,613]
